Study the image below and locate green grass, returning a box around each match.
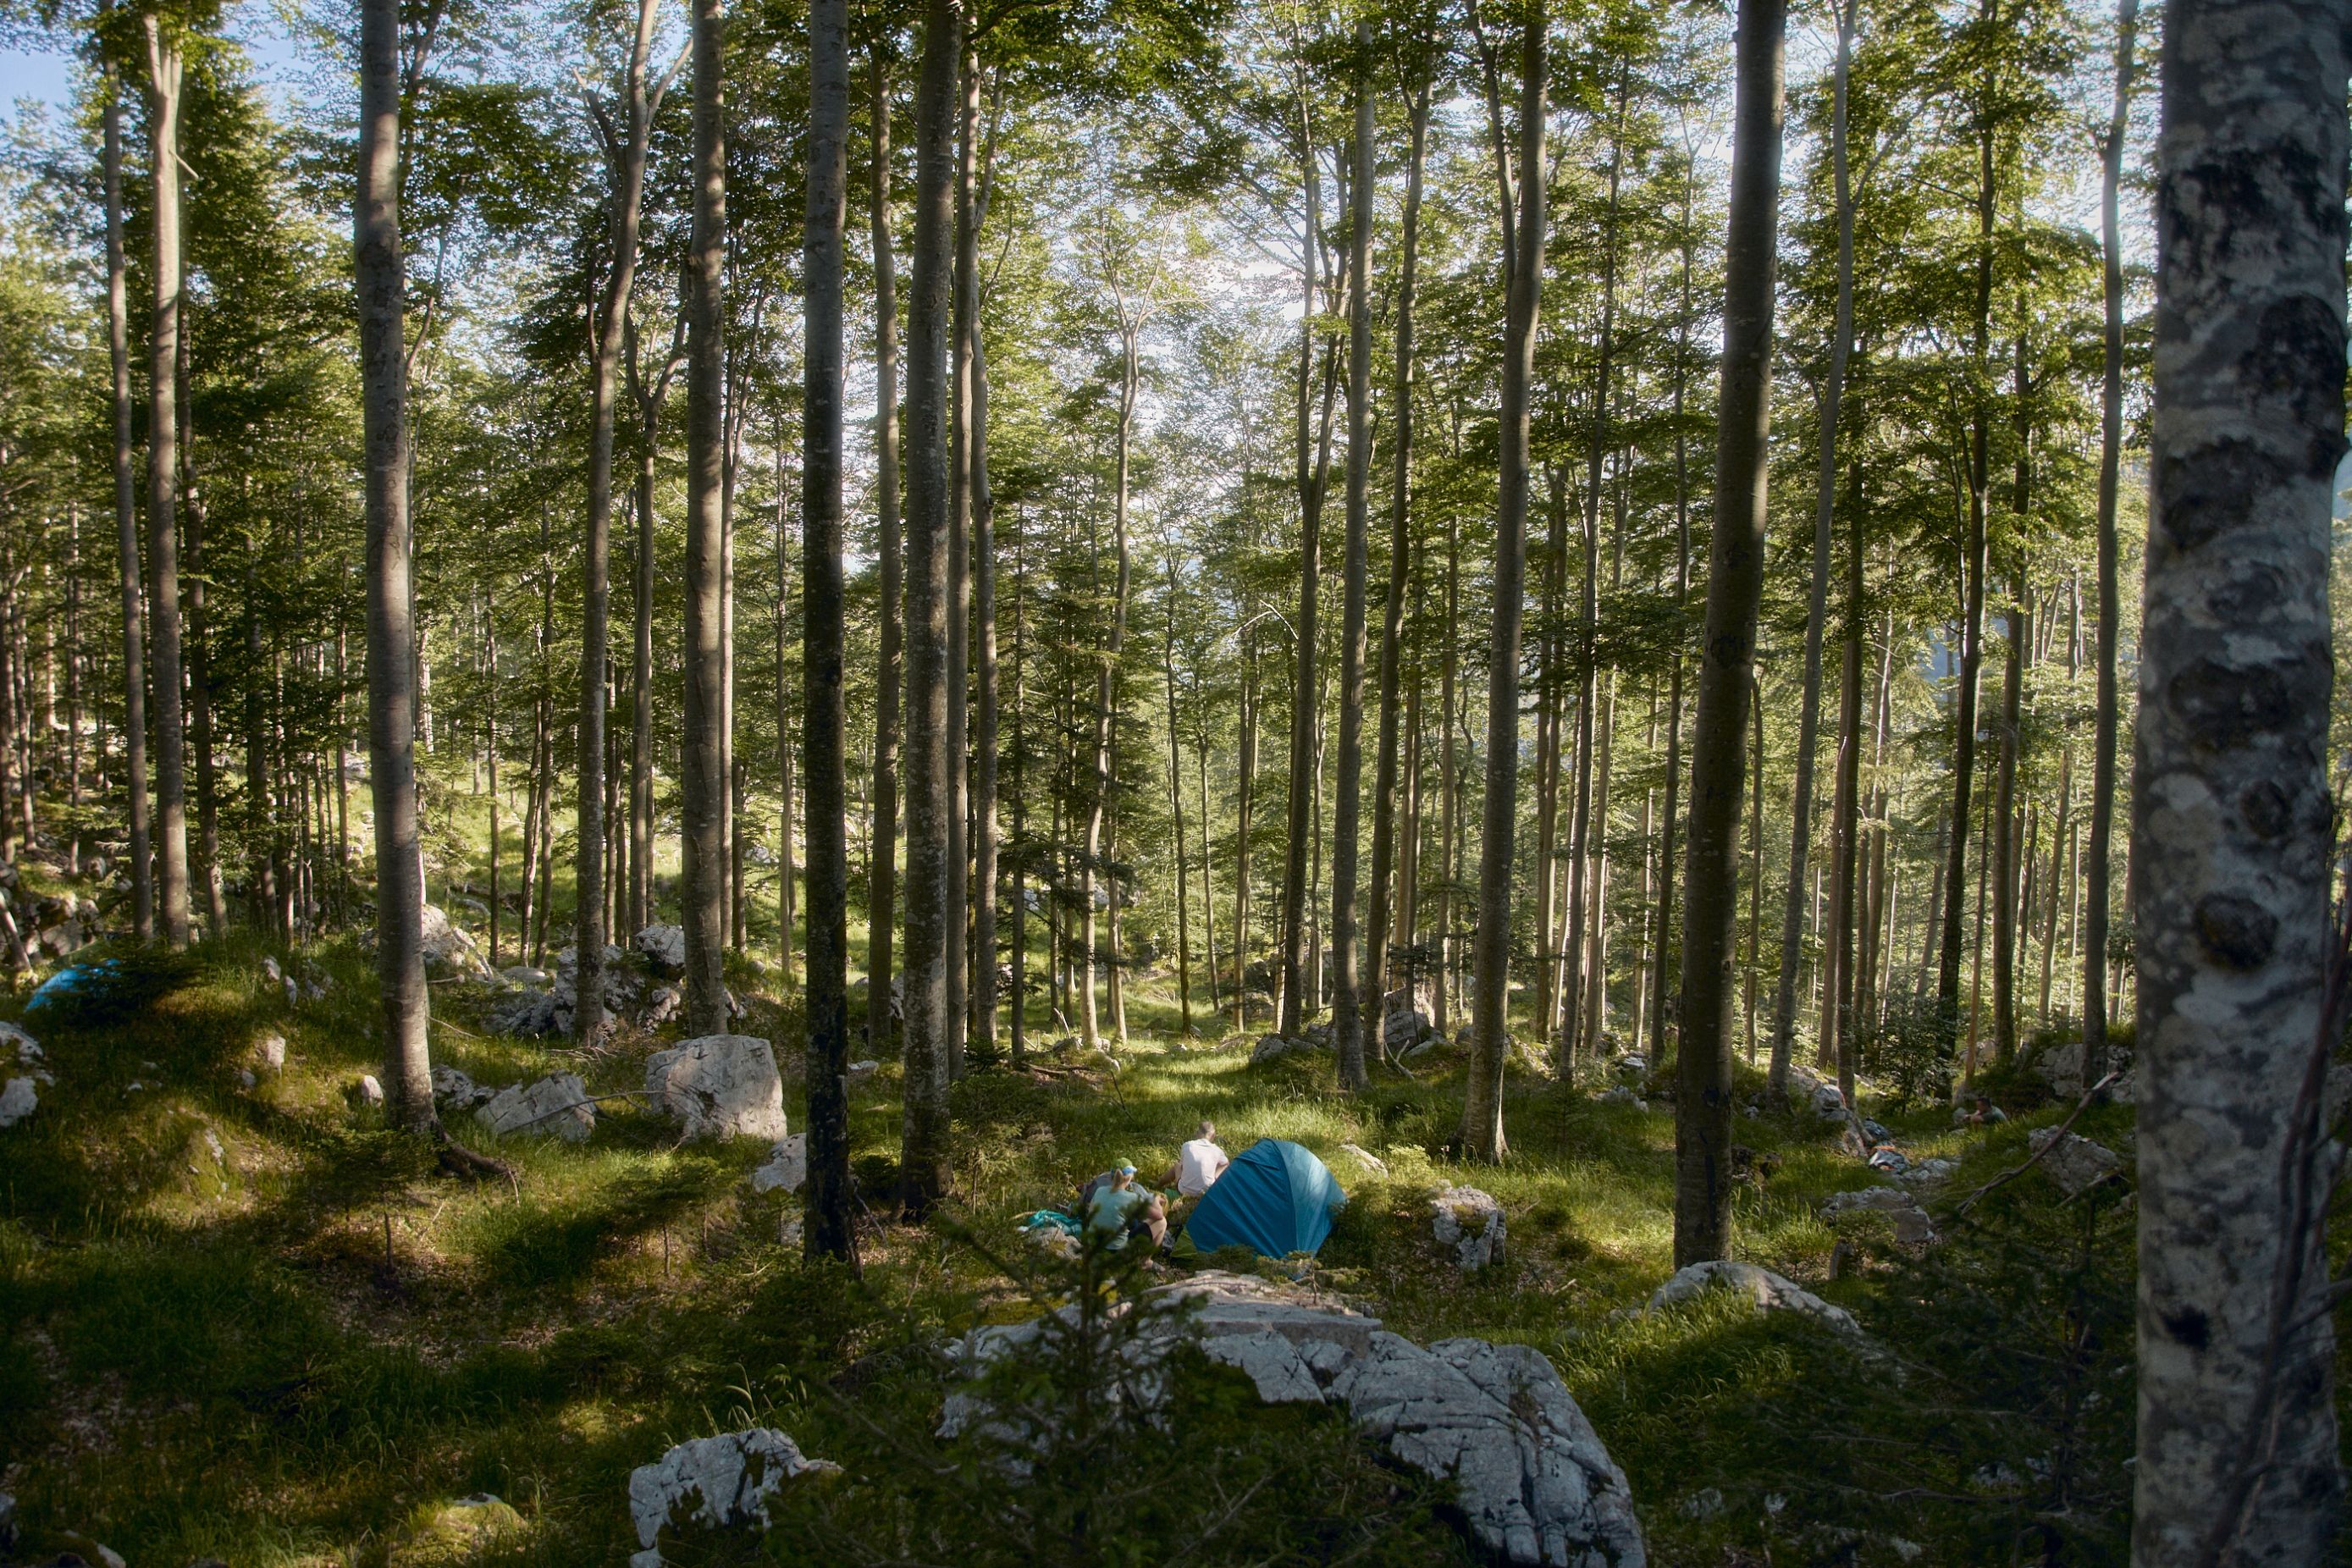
[0,921,2210,1565]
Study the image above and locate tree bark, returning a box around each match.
[866,54,903,1054]
[2133,6,2346,1559]
[1676,0,1785,1264]
[1647,179,1699,1065]
[966,65,1001,1064]
[897,0,962,1217]
[101,27,152,944]
[1329,21,1377,1094]
[801,0,858,1267]
[142,17,190,948]
[358,0,432,1128]
[1082,306,1139,1049]
[679,0,730,1037]
[1459,6,1546,1162]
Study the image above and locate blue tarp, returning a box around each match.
[25,961,115,1013]
[1182,1139,1345,1259]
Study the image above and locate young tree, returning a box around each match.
[801,0,857,1267]
[1327,19,1374,1094]
[98,0,150,941]
[678,0,729,1036]
[141,11,190,947]
[867,51,903,1055]
[1458,0,1546,1162]
[2131,3,2344,1559]
[1673,0,1786,1266]
[356,0,431,1128]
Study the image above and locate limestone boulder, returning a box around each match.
[1820,1184,1937,1246]
[644,1035,788,1141]
[1430,1184,1507,1270]
[636,924,687,975]
[1250,1033,1294,1065]
[2028,1127,2124,1196]
[1644,1259,1863,1339]
[418,903,494,980]
[627,1428,837,1568]
[431,1065,492,1111]
[475,1071,596,1142]
[0,1076,35,1129]
[750,1134,807,1194]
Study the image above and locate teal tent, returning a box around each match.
[1183,1139,1345,1258]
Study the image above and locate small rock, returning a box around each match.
[0,1077,35,1129]
[1598,1084,1638,1106]
[356,1074,385,1107]
[1430,1184,1507,1271]
[1677,1487,1725,1520]
[1820,1184,1937,1245]
[1250,1033,1292,1065]
[846,1059,880,1082]
[476,1072,596,1142]
[203,1127,226,1163]
[1644,1259,1864,1339]
[635,923,687,974]
[1338,1141,1388,1176]
[257,1032,287,1072]
[431,1065,491,1110]
[260,955,283,986]
[0,1020,39,1062]
[627,1429,837,1561]
[750,1134,807,1194]
[238,1068,257,1088]
[2029,1127,2124,1196]
[1861,1118,1891,1142]
[645,1035,789,1140]
[643,986,682,1026]
[500,964,552,988]
[779,1212,804,1248]
[1899,1157,1958,1188]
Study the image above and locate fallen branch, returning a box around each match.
[1953,1072,2118,1217]
[433,1129,517,1186]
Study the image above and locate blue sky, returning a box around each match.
[3,11,312,122]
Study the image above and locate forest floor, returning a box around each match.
[0,914,2224,1567]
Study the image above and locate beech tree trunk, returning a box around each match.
[2131,6,2346,1560]
[897,0,962,1217]
[1675,0,1786,1266]
[866,55,903,1054]
[102,27,152,943]
[1328,22,1376,1095]
[801,0,857,1267]
[142,17,190,949]
[678,0,729,1037]
[1459,6,1546,1162]
[357,0,433,1129]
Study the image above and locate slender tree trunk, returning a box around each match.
[1990,566,2028,1064]
[1676,0,1786,1265]
[1459,7,1546,1162]
[631,437,655,931]
[1329,23,1377,1093]
[358,0,432,1128]
[1162,553,1193,1037]
[142,18,190,948]
[678,0,730,1036]
[1082,320,1139,1049]
[100,26,151,943]
[2082,0,2136,1085]
[1824,450,1866,1096]
[943,58,977,1079]
[800,0,857,1267]
[575,0,665,1041]
[1233,634,1255,1029]
[867,54,903,1056]
[1009,538,1028,1064]
[967,69,1000,1064]
[898,0,962,1216]
[1436,511,1459,1035]
[1363,67,1427,1068]
[1648,198,1698,1064]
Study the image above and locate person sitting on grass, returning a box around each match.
[1083,1162,1166,1251]
[1160,1120,1229,1198]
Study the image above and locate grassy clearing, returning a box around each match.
[0,926,2249,1565]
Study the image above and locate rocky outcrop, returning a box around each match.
[627,1428,837,1568]
[635,924,687,974]
[431,1065,492,1111]
[1430,1184,1507,1270]
[2027,1127,2124,1196]
[644,1035,788,1141]
[942,1273,1643,1568]
[1644,1259,1864,1339]
[475,1072,596,1141]
[418,903,494,980]
[1819,1185,1937,1246]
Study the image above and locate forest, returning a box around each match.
[0,0,2344,1563]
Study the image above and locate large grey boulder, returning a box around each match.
[1250,1033,1294,1065]
[475,1072,596,1142]
[1820,1184,1937,1246]
[749,1134,806,1194]
[627,1427,837,1568]
[943,1273,1643,1568]
[486,987,561,1039]
[644,1035,788,1140]
[2027,1127,2124,1196]
[1644,1259,1863,1339]
[418,903,494,980]
[1430,1184,1508,1270]
[432,1065,492,1111]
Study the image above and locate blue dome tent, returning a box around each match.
[1183,1139,1346,1259]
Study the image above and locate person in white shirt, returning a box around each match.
[1168,1121,1229,1198]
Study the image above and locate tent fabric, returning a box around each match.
[1181,1139,1345,1259]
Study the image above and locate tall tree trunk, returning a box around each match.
[576,0,668,1041]
[1363,66,1428,1068]
[1435,510,1459,1035]
[943,58,977,1080]
[966,67,1000,1064]
[142,17,190,949]
[1824,446,1866,1097]
[2133,8,2346,1558]
[679,0,730,1037]
[1675,0,1786,1266]
[357,0,432,1128]
[1162,556,1192,1039]
[630,432,656,931]
[897,0,962,1217]
[187,492,227,936]
[1008,539,1028,1064]
[1459,6,1546,1162]
[1082,316,1139,1049]
[1232,632,1255,1030]
[867,53,903,1056]
[2082,0,2136,1087]
[801,0,858,1268]
[101,16,152,942]
[1328,22,1376,1095]
[1990,566,2028,1064]
[1647,188,1698,1064]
